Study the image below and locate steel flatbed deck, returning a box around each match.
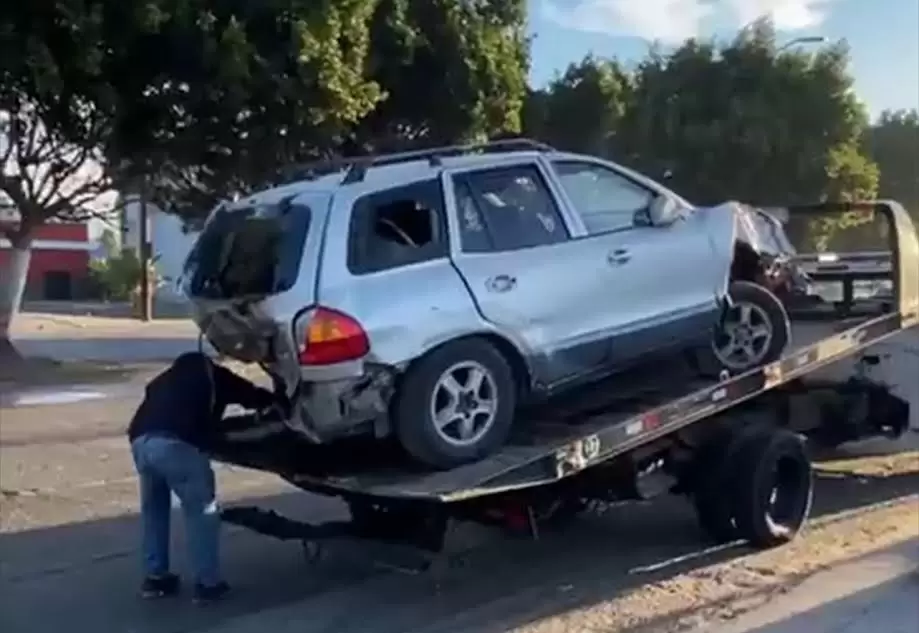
[210,201,918,504]
[210,310,912,501]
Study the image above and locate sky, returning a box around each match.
[529,0,919,119]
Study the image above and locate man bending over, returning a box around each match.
[128,351,277,604]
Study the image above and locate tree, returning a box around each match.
[351,0,529,150]
[617,20,878,211]
[524,55,632,155]
[101,0,386,214]
[609,20,879,251]
[0,0,385,357]
[1,11,120,357]
[864,109,919,218]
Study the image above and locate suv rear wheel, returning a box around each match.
[393,338,517,469]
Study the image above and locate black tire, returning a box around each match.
[690,426,767,544]
[711,281,790,374]
[729,428,813,548]
[692,437,741,544]
[392,338,517,469]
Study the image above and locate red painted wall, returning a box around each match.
[0,220,89,242]
[0,249,89,282]
[32,223,89,241]
[0,221,91,300]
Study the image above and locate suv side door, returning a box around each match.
[443,160,628,388]
[549,158,726,363]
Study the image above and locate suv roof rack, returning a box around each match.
[282,138,555,186]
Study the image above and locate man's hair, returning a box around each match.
[171,352,217,416]
[173,351,211,368]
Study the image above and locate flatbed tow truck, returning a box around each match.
[207,201,919,568]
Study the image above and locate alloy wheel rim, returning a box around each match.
[428,360,499,447]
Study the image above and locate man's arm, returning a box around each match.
[212,364,278,411]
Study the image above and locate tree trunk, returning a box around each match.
[0,244,32,361]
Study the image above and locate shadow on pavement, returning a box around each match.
[1,463,916,633]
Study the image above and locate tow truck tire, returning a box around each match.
[730,428,813,548]
[393,338,517,470]
[691,427,765,544]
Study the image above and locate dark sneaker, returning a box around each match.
[192,581,230,605]
[140,574,180,599]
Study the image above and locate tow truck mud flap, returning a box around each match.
[796,378,911,448]
[830,380,910,442]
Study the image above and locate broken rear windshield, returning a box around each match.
[183,198,310,299]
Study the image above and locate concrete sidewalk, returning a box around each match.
[11,312,203,362]
[701,540,919,633]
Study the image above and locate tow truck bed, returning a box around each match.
[210,312,909,502]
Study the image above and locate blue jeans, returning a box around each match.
[131,434,221,587]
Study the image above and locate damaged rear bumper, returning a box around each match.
[283,363,400,443]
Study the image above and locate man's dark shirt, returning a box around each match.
[128,352,276,448]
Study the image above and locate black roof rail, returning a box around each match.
[280,138,554,186]
[280,156,354,185]
[342,138,555,184]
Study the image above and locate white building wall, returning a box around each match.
[121,197,200,301]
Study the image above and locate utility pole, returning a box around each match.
[138,177,152,321]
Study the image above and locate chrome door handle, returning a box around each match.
[486,274,517,293]
[607,249,631,266]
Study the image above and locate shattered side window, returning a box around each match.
[347,179,449,274]
[457,165,569,252]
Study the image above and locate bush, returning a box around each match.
[89,230,160,301]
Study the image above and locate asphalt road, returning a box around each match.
[3,317,919,632]
[1,383,918,633]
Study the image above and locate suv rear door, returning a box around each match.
[184,192,328,375]
[443,160,624,388]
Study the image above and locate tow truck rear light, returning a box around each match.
[296,307,369,365]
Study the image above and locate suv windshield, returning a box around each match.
[183,198,310,299]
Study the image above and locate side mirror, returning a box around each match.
[633,208,653,227]
[649,196,681,226]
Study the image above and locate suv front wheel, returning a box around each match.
[392,338,517,470]
[712,281,790,373]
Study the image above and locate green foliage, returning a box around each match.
[864,109,919,218]
[615,21,877,207]
[98,0,388,212]
[2,0,529,226]
[350,0,529,150]
[525,55,631,156]
[89,229,159,300]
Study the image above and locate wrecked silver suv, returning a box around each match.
[183,139,798,469]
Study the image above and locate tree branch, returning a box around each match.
[1,103,119,228]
